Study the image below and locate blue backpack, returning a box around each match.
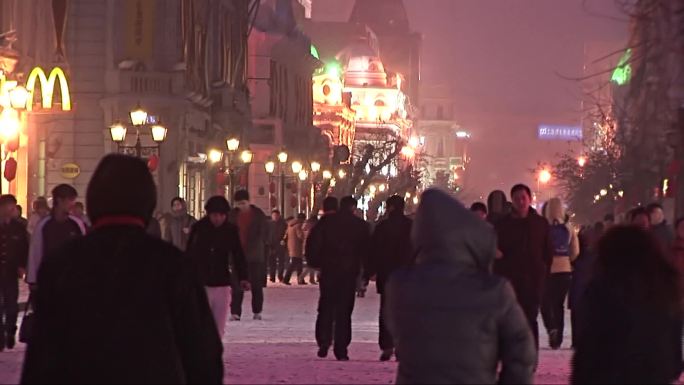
[549,222,571,256]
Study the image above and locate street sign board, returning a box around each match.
[537,125,582,141]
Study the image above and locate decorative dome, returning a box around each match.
[344,56,388,87]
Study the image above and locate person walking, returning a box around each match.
[0,195,29,351]
[283,213,307,285]
[229,190,269,321]
[186,196,250,338]
[300,215,319,285]
[568,221,604,348]
[12,205,28,229]
[494,184,552,350]
[486,190,508,226]
[365,195,414,361]
[469,202,488,220]
[629,206,651,229]
[268,210,288,283]
[20,154,223,384]
[26,197,49,236]
[307,196,370,361]
[161,197,197,252]
[26,184,87,287]
[386,189,536,384]
[648,203,674,249]
[571,226,683,384]
[540,197,579,350]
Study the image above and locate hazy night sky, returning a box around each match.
[313,0,629,200]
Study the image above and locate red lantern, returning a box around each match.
[270,196,278,208]
[4,157,17,182]
[6,137,19,152]
[147,155,159,172]
[269,182,276,194]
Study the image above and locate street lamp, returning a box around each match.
[265,161,276,174]
[577,156,587,168]
[539,169,552,184]
[311,161,321,173]
[109,122,127,143]
[8,85,29,110]
[277,151,288,164]
[338,169,347,179]
[0,108,21,140]
[110,105,166,158]
[240,149,254,164]
[129,104,148,127]
[208,149,223,163]
[150,124,167,143]
[227,138,240,152]
[292,161,303,174]
[322,170,332,179]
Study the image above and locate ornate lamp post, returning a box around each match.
[109,104,167,159]
[277,150,288,214]
[220,137,252,203]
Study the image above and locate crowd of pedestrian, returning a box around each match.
[2,153,684,383]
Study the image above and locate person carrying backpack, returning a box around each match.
[541,197,579,349]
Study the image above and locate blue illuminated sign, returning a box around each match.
[537,125,582,141]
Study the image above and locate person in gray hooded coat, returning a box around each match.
[386,189,536,384]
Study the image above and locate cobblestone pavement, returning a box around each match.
[0,282,573,384]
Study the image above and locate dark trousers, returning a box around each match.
[315,274,357,356]
[379,294,393,351]
[231,263,265,316]
[283,257,304,283]
[517,294,541,350]
[0,274,19,335]
[541,272,572,339]
[268,247,287,282]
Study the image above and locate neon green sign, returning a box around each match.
[611,49,632,86]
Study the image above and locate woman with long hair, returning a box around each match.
[541,197,579,349]
[571,226,683,384]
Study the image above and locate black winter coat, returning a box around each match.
[366,212,414,294]
[572,279,683,384]
[0,219,29,274]
[387,189,536,384]
[186,217,248,287]
[306,211,371,278]
[21,225,223,384]
[494,209,552,302]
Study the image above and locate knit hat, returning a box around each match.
[205,196,231,214]
[86,154,157,224]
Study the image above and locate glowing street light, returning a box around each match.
[539,169,552,184]
[8,85,29,110]
[265,161,276,174]
[577,156,587,168]
[600,188,608,197]
[208,149,223,163]
[338,169,347,179]
[310,161,321,173]
[240,149,254,164]
[0,109,20,141]
[456,131,470,138]
[150,124,167,143]
[409,136,420,148]
[109,122,127,143]
[298,170,308,181]
[322,170,332,180]
[277,151,288,164]
[369,185,377,194]
[379,184,387,192]
[129,104,148,127]
[413,196,419,205]
[618,190,624,197]
[400,146,415,158]
[292,161,303,174]
[405,192,411,199]
[226,138,240,152]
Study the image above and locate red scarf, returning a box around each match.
[93,215,146,230]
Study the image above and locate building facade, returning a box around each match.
[0,0,252,219]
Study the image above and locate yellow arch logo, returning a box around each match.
[25,66,72,111]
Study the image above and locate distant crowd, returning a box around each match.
[0,153,682,384]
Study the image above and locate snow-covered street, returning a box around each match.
[0,282,573,384]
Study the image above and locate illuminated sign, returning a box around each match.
[611,49,632,86]
[60,163,81,179]
[537,125,582,141]
[25,66,72,111]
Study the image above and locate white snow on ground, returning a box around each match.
[0,282,576,384]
